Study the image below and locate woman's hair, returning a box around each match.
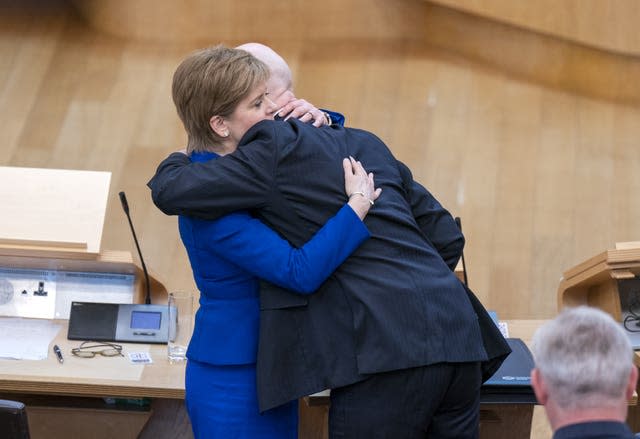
[531,306,634,410]
[172,45,269,153]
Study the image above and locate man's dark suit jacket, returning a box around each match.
[553,421,636,439]
[149,119,510,411]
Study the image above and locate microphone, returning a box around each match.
[119,191,151,305]
[454,217,469,288]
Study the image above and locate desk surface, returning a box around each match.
[0,319,185,399]
[1,319,637,402]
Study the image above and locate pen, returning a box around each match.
[53,344,64,364]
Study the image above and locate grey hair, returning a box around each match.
[531,306,634,410]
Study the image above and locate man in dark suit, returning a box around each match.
[149,112,509,437]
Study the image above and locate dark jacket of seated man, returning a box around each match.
[148,118,510,412]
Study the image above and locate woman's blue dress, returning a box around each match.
[180,151,370,438]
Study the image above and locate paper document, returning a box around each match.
[0,317,61,360]
[488,310,509,337]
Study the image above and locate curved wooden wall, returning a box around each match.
[431,0,640,56]
[70,0,640,105]
[72,0,640,56]
[69,0,426,42]
[3,1,640,323]
[418,4,640,105]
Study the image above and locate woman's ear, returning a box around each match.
[209,115,229,138]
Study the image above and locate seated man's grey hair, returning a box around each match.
[531,306,634,410]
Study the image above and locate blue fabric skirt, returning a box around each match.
[185,359,298,439]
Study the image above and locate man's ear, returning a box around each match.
[531,368,548,405]
[625,365,638,401]
[209,115,229,138]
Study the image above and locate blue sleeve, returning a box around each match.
[192,205,369,294]
[320,109,345,127]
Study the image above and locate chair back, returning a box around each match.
[0,399,30,439]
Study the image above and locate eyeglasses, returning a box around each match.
[71,341,124,358]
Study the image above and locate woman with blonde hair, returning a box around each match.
[167,46,380,438]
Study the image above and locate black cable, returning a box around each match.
[622,289,640,332]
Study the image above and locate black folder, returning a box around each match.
[480,338,537,404]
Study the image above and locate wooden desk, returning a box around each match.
[557,244,640,324]
[3,319,637,439]
[2,320,544,439]
[0,319,190,439]
[477,320,541,439]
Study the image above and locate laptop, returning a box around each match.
[480,338,536,404]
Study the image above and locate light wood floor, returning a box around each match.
[1,3,640,437]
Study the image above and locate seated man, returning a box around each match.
[531,306,639,439]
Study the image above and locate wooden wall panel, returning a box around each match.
[69,0,426,43]
[71,0,640,58]
[2,1,640,323]
[67,1,640,105]
[3,5,640,437]
[431,0,640,56]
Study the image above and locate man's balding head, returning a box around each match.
[236,43,292,93]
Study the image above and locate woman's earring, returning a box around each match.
[222,131,229,137]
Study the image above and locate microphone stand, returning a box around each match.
[119,191,151,305]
